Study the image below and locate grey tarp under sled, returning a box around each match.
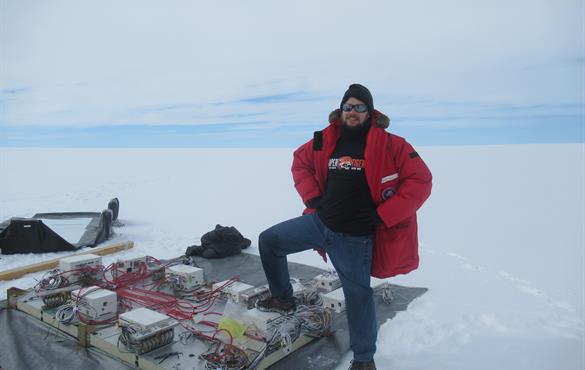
[0,252,427,370]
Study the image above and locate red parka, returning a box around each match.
[292,109,432,278]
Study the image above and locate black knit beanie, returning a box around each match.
[340,84,374,114]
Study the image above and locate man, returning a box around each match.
[257,84,432,370]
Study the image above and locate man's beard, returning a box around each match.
[341,117,371,138]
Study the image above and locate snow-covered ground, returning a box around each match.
[0,144,583,370]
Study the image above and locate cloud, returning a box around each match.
[240,93,305,104]
[0,0,583,145]
[1,87,30,95]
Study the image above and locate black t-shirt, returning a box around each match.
[317,123,377,235]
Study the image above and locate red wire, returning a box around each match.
[210,328,234,361]
[54,258,246,331]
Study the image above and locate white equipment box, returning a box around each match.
[322,279,390,313]
[314,272,342,292]
[72,286,117,320]
[212,280,254,304]
[114,255,165,280]
[58,254,102,283]
[119,307,177,332]
[166,264,205,290]
[115,255,147,273]
[118,307,178,354]
[239,284,270,309]
[322,288,346,313]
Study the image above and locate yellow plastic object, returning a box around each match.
[218,317,247,339]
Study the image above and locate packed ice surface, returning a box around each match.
[0,145,583,370]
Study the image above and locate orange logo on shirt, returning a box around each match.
[328,156,366,171]
[338,156,353,170]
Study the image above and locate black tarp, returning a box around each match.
[0,218,76,254]
[0,198,119,255]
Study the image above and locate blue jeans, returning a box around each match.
[259,212,377,362]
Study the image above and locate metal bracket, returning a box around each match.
[7,287,27,309]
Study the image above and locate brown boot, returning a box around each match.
[255,296,296,315]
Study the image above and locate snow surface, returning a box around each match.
[0,145,583,370]
[40,218,93,244]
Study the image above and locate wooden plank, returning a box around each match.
[0,240,134,281]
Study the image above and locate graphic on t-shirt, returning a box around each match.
[328,156,365,171]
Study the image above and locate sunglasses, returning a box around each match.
[341,103,368,113]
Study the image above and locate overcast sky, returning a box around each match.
[1,0,583,147]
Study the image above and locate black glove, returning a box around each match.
[371,208,383,225]
[185,224,251,259]
[306,196,322,209]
